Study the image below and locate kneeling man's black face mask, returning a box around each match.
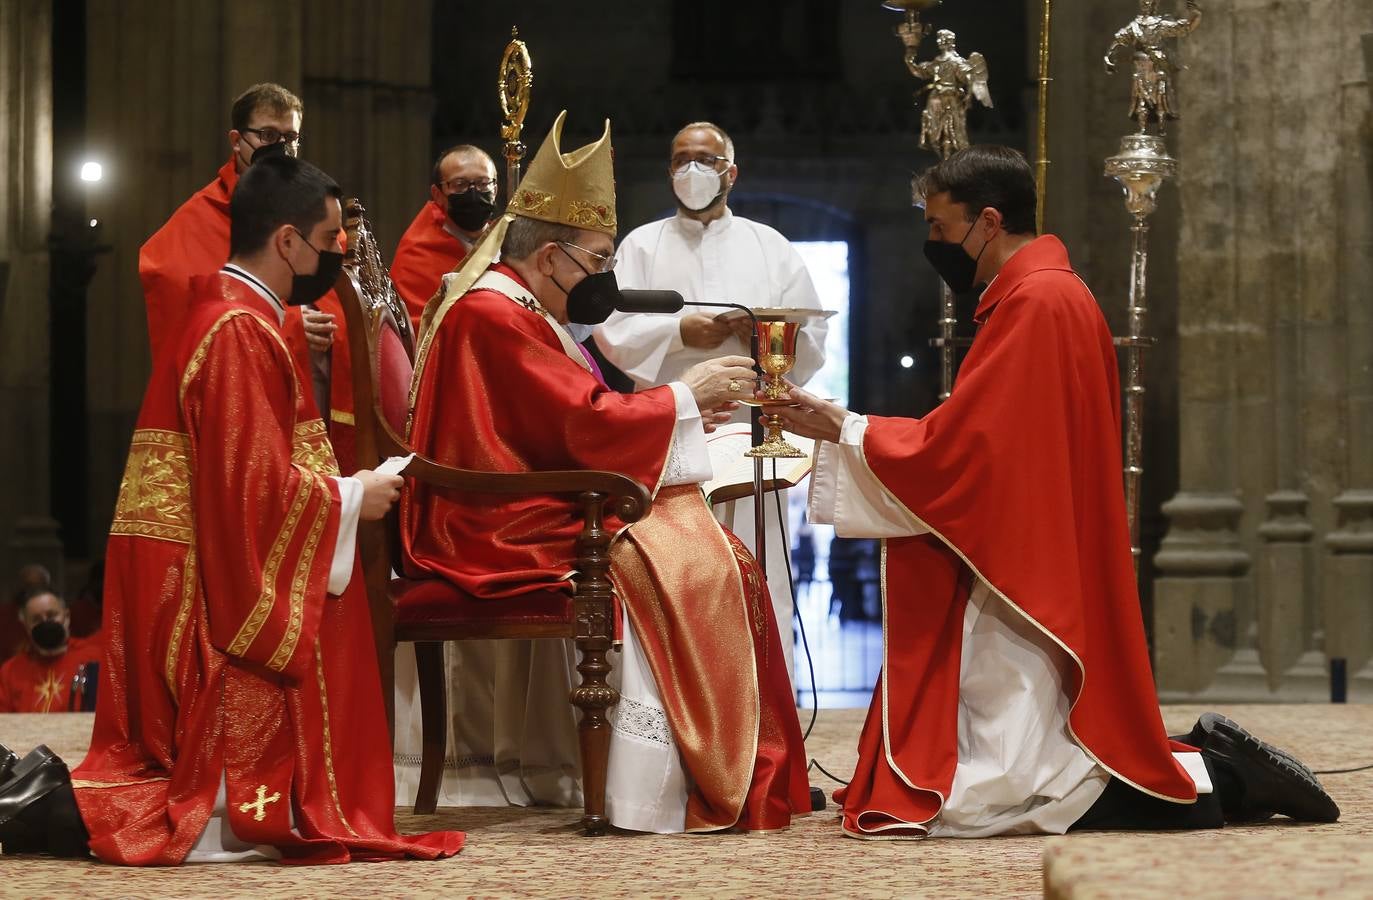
[923,221,986,295]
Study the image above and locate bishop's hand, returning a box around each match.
[764,381,849,445]
[683,355,757,412]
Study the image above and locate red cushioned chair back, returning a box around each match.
[377,319,413,436]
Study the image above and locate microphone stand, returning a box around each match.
[662,301,769,582]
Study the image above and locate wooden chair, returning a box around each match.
[333,200,649,835]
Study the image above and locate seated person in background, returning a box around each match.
[402,110,811,834]
[0,588,101,713]
[0,564,53,662]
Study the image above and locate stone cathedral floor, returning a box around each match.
[1,704,1369,898]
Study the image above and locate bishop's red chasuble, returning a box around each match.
[71,272,463,865]
[390,200,468,335]
[0,636,102,713]
[138,158,358,472]
[836,236,1197,836]
[402,264,809,831]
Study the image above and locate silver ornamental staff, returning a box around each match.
[885,1,991,403]
[1103,0,1202,570]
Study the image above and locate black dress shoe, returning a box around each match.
[0,753,89,857]
[0,746,57,791]
[0,745,16,784]
[1179,713,1316,779]
[1198,715,1340,824]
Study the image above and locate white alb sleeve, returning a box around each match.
[327,475,363,595]
[807,414,929,538]
[658,382,713,488]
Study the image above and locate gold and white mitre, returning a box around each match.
[508,108,617,237]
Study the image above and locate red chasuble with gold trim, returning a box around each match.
[138,158,358,472]
[402,264,809,831]
[71,272,463,865]
[836,236,1196,836]
[390,200,469,335]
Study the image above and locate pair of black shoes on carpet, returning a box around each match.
[0,712,1341,856]
[0,744,90,857]
[1178,712,1340,824]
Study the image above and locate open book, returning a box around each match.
[702,423,815,505]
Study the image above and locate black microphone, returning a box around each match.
[612,292,764,435]
[616,289,685,314]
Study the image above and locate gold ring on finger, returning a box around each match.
[728,379,742,393]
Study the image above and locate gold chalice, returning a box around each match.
[745,319,806,459]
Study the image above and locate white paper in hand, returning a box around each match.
[374,453,415,477]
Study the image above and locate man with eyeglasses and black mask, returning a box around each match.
[138,82,360,472]
[771,145,1339,840]
[402,111,810,835]
[0,588,101,713]
[391,144,499,334]
[595,121,829,685]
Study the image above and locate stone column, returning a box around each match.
[1155,0,1371,700]
[1152,0,1252,697]
[301,0,434,255]
[1323,14,1373,701]
[0,0,63,584]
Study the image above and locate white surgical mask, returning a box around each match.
[672,161,727,212]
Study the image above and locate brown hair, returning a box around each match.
[231,83,304,133]
[915,145,1037,236]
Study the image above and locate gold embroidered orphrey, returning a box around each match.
[291,419,341,476]
[239,784,282,822]
[111,430,193,544]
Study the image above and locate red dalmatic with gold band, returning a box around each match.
[71,272,463,865]
[835,236,1197,837]
[138,158,359,472]
[402,264,810,831]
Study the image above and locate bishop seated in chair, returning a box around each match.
[401,110,812,834]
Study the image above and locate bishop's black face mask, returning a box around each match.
[552,244,621,325]
[30,619,67,652]
[446,188,496,232]
[285,227,345,307]
[923,221,987,295]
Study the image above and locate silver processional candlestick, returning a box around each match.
[1103,0,1201,570]
[885,1,992,402]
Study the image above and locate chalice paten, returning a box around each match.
[746,317,806,459]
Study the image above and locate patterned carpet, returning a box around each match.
[0,704,1368,898]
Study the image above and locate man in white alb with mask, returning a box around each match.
[595,121,828,680]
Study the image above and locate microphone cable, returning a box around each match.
[773,459,850,788]
[1313,762,1373,775]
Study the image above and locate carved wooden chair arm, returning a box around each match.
[401,451,652,525]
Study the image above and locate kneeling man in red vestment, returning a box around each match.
[773,146,1339,839]
[0,156,464,864]
[402,111,811,833]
